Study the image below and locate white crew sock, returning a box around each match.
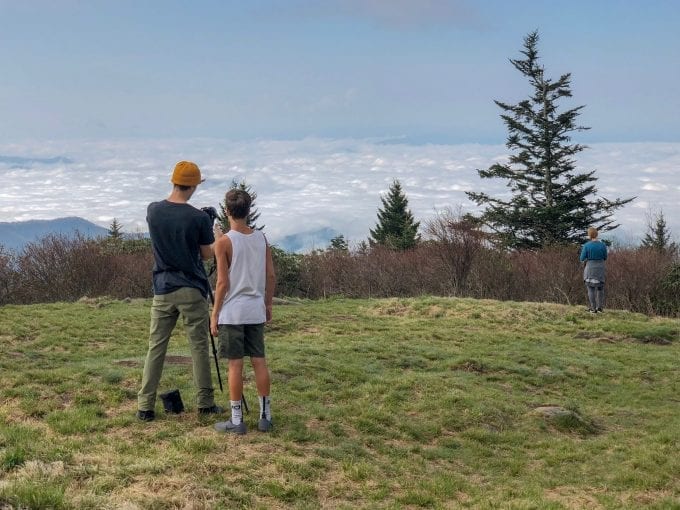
[230,400,243,425]
[259,396,271,421]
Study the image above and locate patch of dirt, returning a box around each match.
[14,460,65,481]
[369,300,413,317]
[531,406,573,419]
[114,355,192,367]
[573,331,623,343]
[573,331,673,346]
[544,486,605,510]
[272,297,302,305]
[531,405,600,436]
[451,360,488,373]
[165,355,192,365]
[635,336,672,345]
[114,359,141,368]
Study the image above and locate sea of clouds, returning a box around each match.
[1,138,678,247]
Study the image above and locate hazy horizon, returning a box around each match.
[1,137,678,247]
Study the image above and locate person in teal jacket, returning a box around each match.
[580,227,607,313]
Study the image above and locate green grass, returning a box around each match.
[0,296,679,509]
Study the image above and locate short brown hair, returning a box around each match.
[587,227,598,239]
[225,189,252,219]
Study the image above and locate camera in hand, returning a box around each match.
[201,206,219,224]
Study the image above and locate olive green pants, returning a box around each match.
[137,287,215,411]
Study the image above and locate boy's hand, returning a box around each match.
[210,314,219,336]
[266,305,273,323]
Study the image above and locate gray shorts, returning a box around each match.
[218,324,266,359]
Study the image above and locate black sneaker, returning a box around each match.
[136,410,155,422]
[198,405,224,415]
[596,308,604,313]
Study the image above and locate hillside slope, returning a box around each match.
[0,297,678,508]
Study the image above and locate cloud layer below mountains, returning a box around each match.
[1,138,678,246]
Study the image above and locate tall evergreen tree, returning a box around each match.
[466,31,633,249]
[369,180,420,250]
[218,179,264,232]
[642,210,677,253]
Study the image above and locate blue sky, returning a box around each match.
[2,0,679,143]
[1,1,679,245]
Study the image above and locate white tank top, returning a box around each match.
[217,230,267,325]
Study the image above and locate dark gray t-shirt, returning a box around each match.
[147,200,215,297]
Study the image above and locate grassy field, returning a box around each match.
[0,296,678,509]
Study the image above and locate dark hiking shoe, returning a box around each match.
[596,308,604,313]
[137,410,155,422]
[198,405,224,415]
[258,418,273,432]
[214,419,247,435]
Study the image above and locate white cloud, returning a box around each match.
[1,139,679,244]
[642,183,668,191]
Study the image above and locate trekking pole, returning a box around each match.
[207,286,224,392]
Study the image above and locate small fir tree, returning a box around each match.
[466,31,633,249]
[108,218,123,240]
[642,210,677,253]
[369,180,420,250]
[328,234,349,253]
[218,179,263,232]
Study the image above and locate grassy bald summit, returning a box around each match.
[0,297,678,508]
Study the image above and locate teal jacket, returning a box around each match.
[580,240,607,262]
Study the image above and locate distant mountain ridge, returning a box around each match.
[0,217,108,252]
[274,227,340,253]
[0,155,74,167]
[0,217,339,254]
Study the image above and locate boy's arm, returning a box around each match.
[210,236,232,335]
[264,242,276,323]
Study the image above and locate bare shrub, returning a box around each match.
[424,208,486,295]
[606,248,678,314]
[8,234,153,304]
[468,247,515,300]
[4,231,677,316]
[107,252,154,299]
[298,245,449,299]
[0,245,18,305]
[13,234,115,303]
[505,246,583,305]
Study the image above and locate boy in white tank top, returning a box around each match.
[210,189,276,434]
